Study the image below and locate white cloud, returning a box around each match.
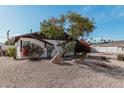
[93,6,124,25]
[11,33,21,37]
[75,6,124,26]
[118,13,124,17]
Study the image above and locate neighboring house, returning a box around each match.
[14,32,91,59]
[91,40,124,54]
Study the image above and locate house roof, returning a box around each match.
[14,32,72,46]
[92,40,124,47]
[15,32,70,40]
[14,32,53,46]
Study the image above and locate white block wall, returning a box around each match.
[91,46,122,54]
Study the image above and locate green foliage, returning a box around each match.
[7,47,16,59]
[29,43,44,61]
[40,16,65,39]
[41,11,95,40]
[64,41,75,53]
[66,11,96,40]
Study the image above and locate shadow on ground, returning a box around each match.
[77,59,124,80]
[25,56,124,80]
[58,62,73,66]
[87,55,111,63]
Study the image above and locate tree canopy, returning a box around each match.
[40,15,65,39]
[40,11,96,55]
[66,11,96,40]
[40,11,96,40]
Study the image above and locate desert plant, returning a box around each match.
[117,54,124,61]
[1,49,8,56]
[29,43,44,61]
[7,47,16,59]
[101,56,107,60]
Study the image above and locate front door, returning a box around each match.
[47,45,54,58]
[21,40,30,58]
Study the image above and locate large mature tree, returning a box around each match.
[40,15,65,39]
[40,11,96,55]
[66,11,95,40]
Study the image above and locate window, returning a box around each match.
[45,42,47,48]
[23,41,30,47]
[20,40,30,52]
[20,40,22,52]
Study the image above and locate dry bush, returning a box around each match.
[117,54,124,61]
[29,43,44,61]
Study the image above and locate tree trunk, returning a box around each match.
[50,53,64,64]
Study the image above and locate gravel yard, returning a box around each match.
[0,57,124,88]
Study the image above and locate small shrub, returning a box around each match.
[101,56,107,60]
[29,43,44,61]
[1,49,8,56]
[117,54,124,61]
[7,47,16,59]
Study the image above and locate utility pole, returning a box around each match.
[7,30,10,45]
[30,29,32,33]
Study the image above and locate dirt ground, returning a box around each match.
[0,56,124,88]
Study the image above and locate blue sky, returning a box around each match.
[0,5,124,43]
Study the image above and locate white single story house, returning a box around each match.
[91,40,124,54]
[14,32,70,59]
[14,32,91,59]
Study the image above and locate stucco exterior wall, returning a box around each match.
[43,39,74,56]
[43,39,64,54]
[15,37,47,59]
[15,39,21,59]
[117,47,124,54]
[15,38,74,59]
